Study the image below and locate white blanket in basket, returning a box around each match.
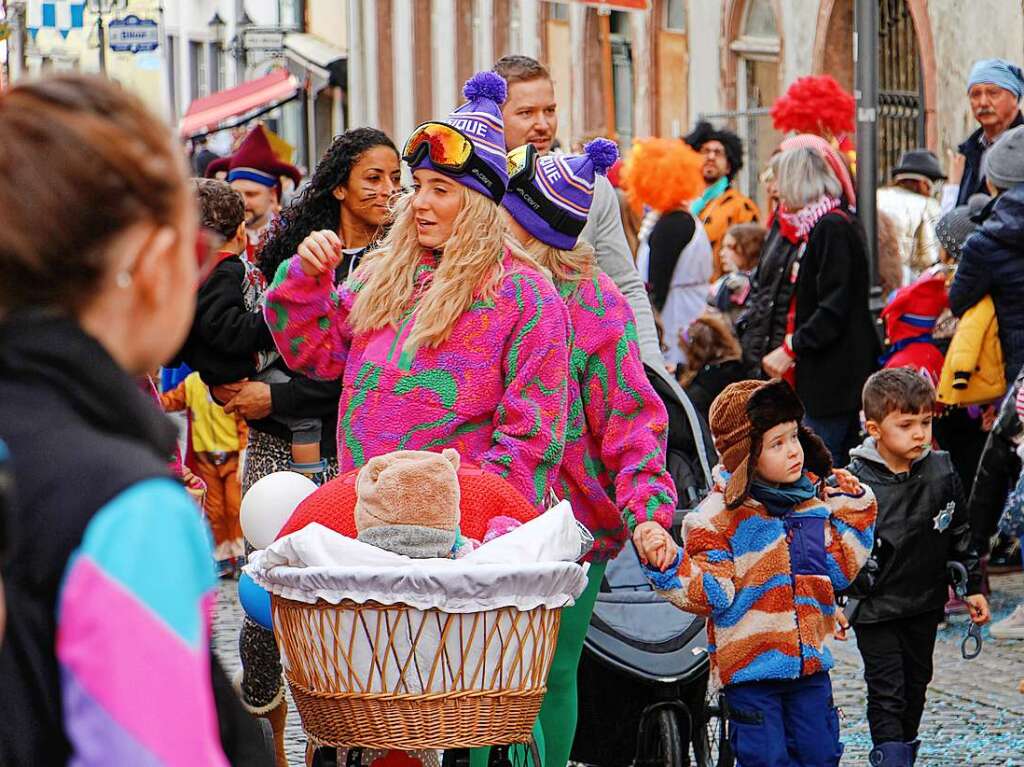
[246,500,590,613]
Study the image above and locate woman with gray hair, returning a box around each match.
[759,145,880,465]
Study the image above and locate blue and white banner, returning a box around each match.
[26,0,86,41]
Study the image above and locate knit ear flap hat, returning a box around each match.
[404,71,510,203]
[503,138,619,249]
[709,379,832,508]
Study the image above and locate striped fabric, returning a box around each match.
[56,478,227,766]
[652,467,876,688]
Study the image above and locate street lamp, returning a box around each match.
[230,7,252,81]
[208,11,225,43]
[208,11,224,91]
[88,0,124,74]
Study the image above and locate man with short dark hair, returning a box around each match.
[947,59,1024,209]
[683,121,760,279]
[494,54,669,384]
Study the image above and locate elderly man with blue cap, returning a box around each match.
[947,59,1024,209]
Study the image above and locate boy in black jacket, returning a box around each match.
[845,368,990,766]
[182,179,325,475]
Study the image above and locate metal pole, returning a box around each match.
[854,0,879,298]
[96,10,106,73]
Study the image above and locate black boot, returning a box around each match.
[907,740,921,765]
[869,741,913,766]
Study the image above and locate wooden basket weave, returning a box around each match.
[272,595,563,750]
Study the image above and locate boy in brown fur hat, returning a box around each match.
[646,379,877,767]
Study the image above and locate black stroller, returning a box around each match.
[570,368,732,767]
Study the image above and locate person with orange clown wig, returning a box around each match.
[623,137,711,371]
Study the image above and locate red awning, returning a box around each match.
[180,69,299,138]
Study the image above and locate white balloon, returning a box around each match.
[240,471,318,550]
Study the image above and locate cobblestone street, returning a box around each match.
[212,572,1024,766]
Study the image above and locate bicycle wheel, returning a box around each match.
[691,691,733,767]
[637,707,684,767]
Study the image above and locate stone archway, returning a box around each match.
[811,0,937,150]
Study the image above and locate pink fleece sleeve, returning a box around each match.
[478,272,571,509]
[263,256,354,381]
[577,277,677,531]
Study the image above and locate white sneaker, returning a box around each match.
[990,603,1024,639]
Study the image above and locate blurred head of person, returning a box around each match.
[494,55,558,154]
[721,223,767,274]
[0,75,197,376]
[622,137,705,215]
[260,128,400,282]
[677,311,743,387]
[684,121,745,186]
[193,179,246,258]
[232,177,278,232]
[775,147,843,213]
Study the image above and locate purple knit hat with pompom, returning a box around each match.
[503,138,619,250]
[406,71,509,203]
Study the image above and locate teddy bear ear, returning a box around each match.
[441,447,461,471]
[364,455,388,482]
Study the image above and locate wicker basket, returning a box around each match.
[272,595,563,750]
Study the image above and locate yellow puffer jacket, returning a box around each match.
[937,296,1006,406]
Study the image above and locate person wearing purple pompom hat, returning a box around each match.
[501,137,679,767]
[263,70,572,532]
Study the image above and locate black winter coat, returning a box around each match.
[180,254,341,458]
[790,209,881,417]
[956,111,1024,206]
[684,359,748,424]
[967,368,1024,553]
[845,443,982,625]
[736,220,801,377]
[179,255,275,385]
[0,313,271,767]
[949,184,1024,382]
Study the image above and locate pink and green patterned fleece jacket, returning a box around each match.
[264,250,570,509]
[555,272,677,561]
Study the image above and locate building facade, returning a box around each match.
[344,0,1024,205]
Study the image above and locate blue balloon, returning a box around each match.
[238,572,273,630]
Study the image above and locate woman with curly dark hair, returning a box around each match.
[259,127,401,283]
[212,127,401,767]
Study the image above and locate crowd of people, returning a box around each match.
[0,48,1023,767]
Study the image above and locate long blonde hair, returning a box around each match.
[520,237,595,285]
[348,186,531,348]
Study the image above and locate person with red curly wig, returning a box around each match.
[623,137,712,373]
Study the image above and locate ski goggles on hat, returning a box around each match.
[505,143,586,238]
[402,121,505,203]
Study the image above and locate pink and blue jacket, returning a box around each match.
[264,251,570,508]
[555,272,676,560]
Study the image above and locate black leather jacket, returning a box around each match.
[845,442,981,624]
[736,220,801,377]
[968,369,1024,552]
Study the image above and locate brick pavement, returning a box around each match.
[213,572,1024,766]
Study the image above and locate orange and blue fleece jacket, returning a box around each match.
[648,467,876,688]
[264,251,570,509]
[555,271,677,561]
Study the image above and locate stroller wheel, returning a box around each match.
[692,692,733,767]
[636,707,684,767]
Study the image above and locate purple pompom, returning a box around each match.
[463,71,508,105]
[584,138,619,175]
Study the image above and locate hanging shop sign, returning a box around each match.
[108,14,159,53]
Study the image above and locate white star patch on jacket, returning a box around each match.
[934,501,955,532]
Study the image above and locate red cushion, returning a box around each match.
[277,461,538,542]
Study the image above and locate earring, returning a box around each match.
[115,272,132,289]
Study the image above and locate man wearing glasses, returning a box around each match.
[684,121,760,280]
